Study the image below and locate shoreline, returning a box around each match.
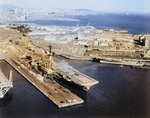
[58,53,150,69]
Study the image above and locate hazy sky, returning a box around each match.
[0,0,150,13]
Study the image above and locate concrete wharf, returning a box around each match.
[60,53,93,60]
[3,58,83,108]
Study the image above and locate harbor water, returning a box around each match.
[1,57,150,118]
[1,13,150,118]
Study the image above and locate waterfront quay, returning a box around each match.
[0,28,98,108]
[1,57,84,108]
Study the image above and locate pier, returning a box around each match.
[4,58,84,108]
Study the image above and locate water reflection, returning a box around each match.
[0,93,12,107]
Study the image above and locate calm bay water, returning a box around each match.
[1,13,150,118]
[1,57,150,118]
[16,13,150,34]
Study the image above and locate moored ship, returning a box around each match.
[100,60,145,66]
[55,60,99,91]
[0,70,13,98]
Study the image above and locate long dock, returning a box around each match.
[60,53,93,60]
[2,58,84,108]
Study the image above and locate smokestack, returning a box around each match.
[49,44,52,53]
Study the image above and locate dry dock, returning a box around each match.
[2,58,84,108]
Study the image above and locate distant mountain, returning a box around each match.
[75,8,94,12]
[0,4,19,9]
[74,8,100,14]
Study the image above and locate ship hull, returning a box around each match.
[100,60,144,66]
